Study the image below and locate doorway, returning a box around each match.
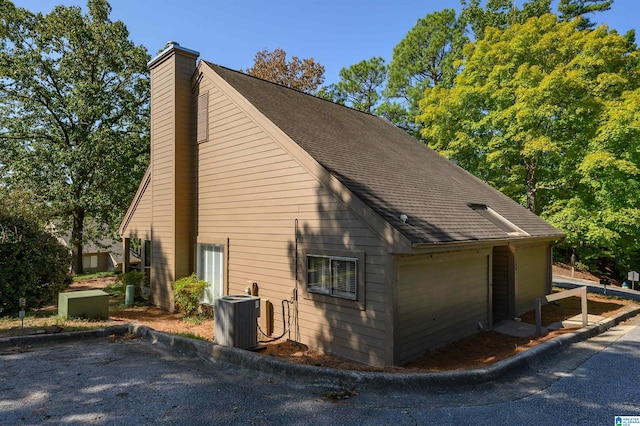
[492,245,515,322]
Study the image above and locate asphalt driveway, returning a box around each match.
[2,315,640,425]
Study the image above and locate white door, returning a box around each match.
[197,244,224,305]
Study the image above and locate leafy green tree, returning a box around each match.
[244,48,325,94]
[382,9,468,137]
[0,211,71,315]
[460,0,552,40]
[0,0,150,274]
[548,87,640,268]
[419,14,640,269]
[558,0,613,30]
[320,57,388,114]
[0,186,50,227]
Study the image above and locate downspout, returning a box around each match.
[293,218,300,343]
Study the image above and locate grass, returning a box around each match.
[103,281,127,295]
[181,315,208,325]
[0,311,115,337]
[175,331,209,341]
[72,271,119,282]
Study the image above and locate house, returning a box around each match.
[119,42,564,366]
[55,224,127,273]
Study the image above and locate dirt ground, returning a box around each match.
[2,265,637,372]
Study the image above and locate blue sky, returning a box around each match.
[11,0,640,85]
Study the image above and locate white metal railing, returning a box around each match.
[535,286,588,335]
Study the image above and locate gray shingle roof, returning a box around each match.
[207,62,563,246]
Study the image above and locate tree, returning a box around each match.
[320,57,388,114]
[381,9,468,137]
[460,0,552,40]
[244,48,325,94]
[547,87,640,269]
[0,0,150,274]
[419,14,640,270]
[558,0,613,30]
[0,211,71,315]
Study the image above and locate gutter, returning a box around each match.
[408,234,565,254]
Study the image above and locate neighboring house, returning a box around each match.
[119,42,564,366]
[57,228,125,273]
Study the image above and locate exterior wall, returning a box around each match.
[195,72,394,366]
[148,45,197,310]
[514,243,550,316]
[81,252,111,272]
[492,245,514,322]
[121,173,152,241]
[394,248,492,365]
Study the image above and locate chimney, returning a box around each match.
[147,42,199,309]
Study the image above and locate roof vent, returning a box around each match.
[469,203,529,236]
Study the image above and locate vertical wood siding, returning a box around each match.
[173,56,196,282]
[149,50,197,310]
[395,249,491,365]
[150,61,175,308]
[196,73,390,366]
[514,244,549,315]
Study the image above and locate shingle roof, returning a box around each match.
[206,62,564,246]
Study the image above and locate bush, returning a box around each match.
[115,270,145,300]
[172,274,207,317]
[0,212,71,315]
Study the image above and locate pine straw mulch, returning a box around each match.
[1,273,637,372]
[260,293,635,372]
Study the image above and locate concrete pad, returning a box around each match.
[561,314,604,328]
[494,320,546,337]
[547,314,605,331]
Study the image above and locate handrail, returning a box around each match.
[535,286,588,335]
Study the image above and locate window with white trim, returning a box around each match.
[307,255,358,300]
[197,243,224,305]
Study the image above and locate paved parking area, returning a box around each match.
[2,315,640,425]
[1,337,333,425]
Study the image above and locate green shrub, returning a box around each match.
[0,212,71,315]
[115,270,145,300]
[172,274,207,317]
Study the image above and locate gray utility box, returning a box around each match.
[214,295,260,350]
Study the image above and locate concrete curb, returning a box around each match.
[0,324,130,350]
[3,306,638,389]
[129,305,640,389]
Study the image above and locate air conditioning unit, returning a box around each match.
[214,295,260,350]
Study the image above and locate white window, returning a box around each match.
[307,255,357,300]
[83,255,98,269]
[197,244,224,305]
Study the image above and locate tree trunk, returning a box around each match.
[71,208,85,274]
[525,162,537,214]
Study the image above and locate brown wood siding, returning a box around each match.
[148,48,197,310]
[514,244,549,315]
[121,174,152,241]
[196,73,390,366]
[173,55,196,282]
[150,60,175,308]
[395,249,491,365]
